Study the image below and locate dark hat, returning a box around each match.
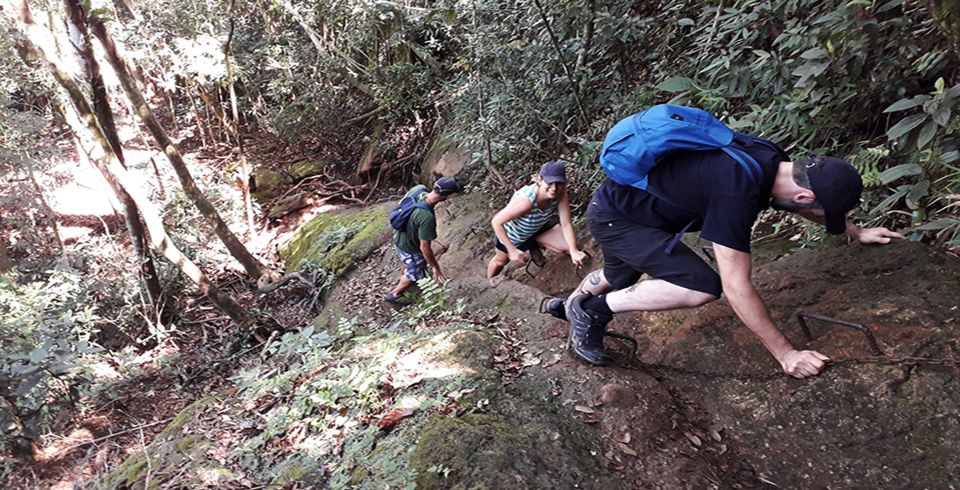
[433,176,462,196]
[540,161,567,184]
[802,156,863,235]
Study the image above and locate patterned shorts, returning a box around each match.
[396,246,427,281]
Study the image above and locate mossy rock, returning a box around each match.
[290,159,328,180]
[251,168,291,202]
[411,412,609,490]
[99,396,224,489]
[280,203,392,273]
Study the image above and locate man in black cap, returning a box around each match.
[548,148,901,378]
[386,176,462,305]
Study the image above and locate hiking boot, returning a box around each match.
[540,297,567,321]
[384,292,413,306]
[565,293,611,366]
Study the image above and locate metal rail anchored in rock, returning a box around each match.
[796,312,885,356]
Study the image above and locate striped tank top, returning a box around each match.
[504,184,557,245]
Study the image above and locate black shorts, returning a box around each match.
[587,217,722,297]
[494,216,560,253]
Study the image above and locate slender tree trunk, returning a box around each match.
[0,238,12,273]
[186,81,210,146]
[194,83,224,144]
[63,0,163,308]
[225,0,255,236]
[87,16,269,280]
[26,165,64,251]
[4,0,257,329]
[531,0,588,125]
[574,0,595,75]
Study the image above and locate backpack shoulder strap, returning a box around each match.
[721,146,762,184]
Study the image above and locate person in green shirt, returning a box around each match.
[385,176,462,305]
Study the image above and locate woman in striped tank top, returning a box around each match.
[487,162,587,285]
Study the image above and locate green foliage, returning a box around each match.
[0,268,102,448]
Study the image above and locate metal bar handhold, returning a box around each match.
[604,330,639,360]
[796,312,884,356]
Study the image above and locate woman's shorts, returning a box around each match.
[494,216,560,253]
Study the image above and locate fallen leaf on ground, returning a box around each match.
[618,442,638,456]
[574,405,595,414]
[620,432,631,444]
[446,388,476,400]
[377,407,416,431]
[709,427,723,442]
[684,432,702,447]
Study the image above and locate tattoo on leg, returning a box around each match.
[587,271,602,286]
[625,282,640,293]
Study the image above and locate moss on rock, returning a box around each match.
[290,159,328,180]
[280,203,392,273]
[99,396,220,489]
[251,168,291,202]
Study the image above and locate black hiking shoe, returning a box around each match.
[566,293,611,366]
[384,292,413,306]
[540,297,567,321]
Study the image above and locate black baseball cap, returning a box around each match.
[540,161,567,184]
[433,176,462,196]
[802,156,863,235]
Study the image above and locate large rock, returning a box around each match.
[632,240,960,488]
[279,203,392,273]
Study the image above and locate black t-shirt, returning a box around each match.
[587,138,788,253]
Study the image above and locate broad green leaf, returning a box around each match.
[944,85,960,101]
[936,77,945,93]
[939,150,959,164]
[915,219,957,231]
[15,374,44,396]
[656,76,695,93]
[886,114,927,140]
[870,185,910,215]
[302,325,315,338]
[882,95,930,113]
[800,48,828,60]
[917,121,938,149]
[906,180,930,209]
[878,163,922,184]
[877,0,903,14]
[29,345,48,364]
[933,106,952,127]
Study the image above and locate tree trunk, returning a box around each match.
[185,82,210,146]
[574,0,595,75]
[927,0,960,55]
[63,0,163,309]
[225,0,255,236]
[194,83,224,144]
[87,16,270,280]
[4,0,257,330]
[531,0,588,125]
[26,165,63,251]
[0,237,13,273]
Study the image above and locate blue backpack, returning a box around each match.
[600,104,771,190]
[389,187,433,231]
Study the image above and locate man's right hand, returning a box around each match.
[779,349,830,379]
[507,248,526,265]
[430,265,447,285]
